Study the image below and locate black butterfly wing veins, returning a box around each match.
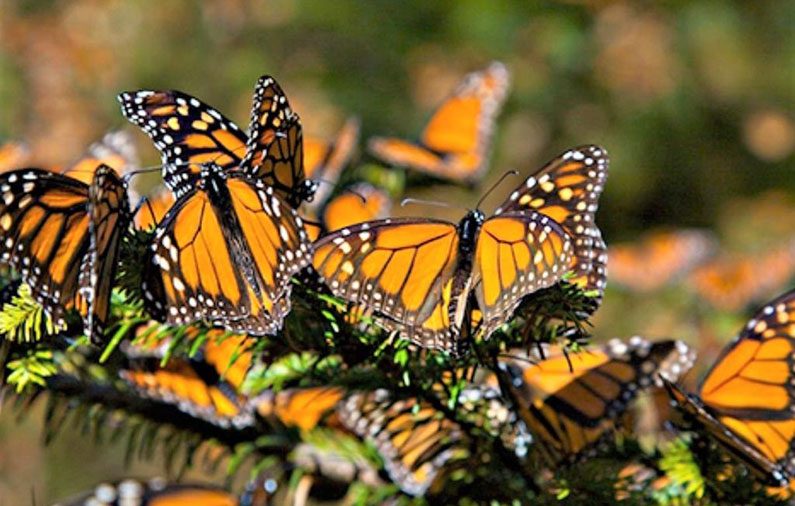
[117,88,248,197]
[78,164,131,343]
[143,165,310,336]
[0,168,93,327]
[496,145,609,307]
[239,75,314,208]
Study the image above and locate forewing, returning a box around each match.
[496,145,609,303]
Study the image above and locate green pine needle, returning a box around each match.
[0,283,61,342]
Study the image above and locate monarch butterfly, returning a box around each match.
[609,229,716,292]
[313,145,608,353]
[368,61,510,184]
[122,330,256,427]
[663,289,795,488]
[61,130,140,184]
[0,165,130,342]
[337,389,470,496]
[687,242,795,312]
[119,74,315,207]
[498,337,695,462]
[322,183,392,234]
[54,478,237,506]
[304,117,360,214]
[255,386,345,432]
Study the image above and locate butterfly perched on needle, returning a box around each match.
[0,165,130,343]
[498,337,694,463]
[54,478,238,506]
[313,145,608,353]
[118,74,316,208]
[609,229,716,292]
[119,76,312,335]
[337,389,471,496]
[663,289,795,488]
[368,61,510,184]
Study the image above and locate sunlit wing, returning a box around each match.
[134,185,176,231]
[143,168,310,336]
[338,389,470,496]
[665,289,795,486]
[78,165,130,343]
[62,130,140,185]
[305,117,360,211]
[239,75,312,208]
[495,145,609,305]
[255,386,345,432]
[118,89,247,197]
[368,61,510,183]
[0,168,91,325]
[322,182,392,233]
[609,229,716,292]
[501,338,694,461]
[56,478,238,506]
[313,217,462,351]
[473,211,573,338]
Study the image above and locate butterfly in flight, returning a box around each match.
[338,389,471,496]
[303,116,360,214]
[609,228,716,292]
[368,61,510,184]
[54,478,238,506]
[313,145,608,353]
[118,74,316,208]
[119,76,312,335]
[498,337,694,463]
[663,288,795,488]
[0,165,130,343]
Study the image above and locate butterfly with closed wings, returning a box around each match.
[313,145,609,353]
[369,61,510,184]
[0,165,130,343]
[663,288,795,488]
[119,76,312,335]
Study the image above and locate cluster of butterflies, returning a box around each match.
[4,61,795,502]
[0,61,610,355]
[610,228,795,311]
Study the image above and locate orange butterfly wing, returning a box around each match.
[495,145,609,305]
[665,289,795,486]
[0,141,30,173]
[59,479,237,506]
[143,169,309,336]
[134,186,176,231]
[322,182,392,233]
[62,130,139,184]
[305,117,360,212]
[118,89,247,196]
[369,61,510,183]
[502,338,694,461]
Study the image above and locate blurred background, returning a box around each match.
[0,0,794,503]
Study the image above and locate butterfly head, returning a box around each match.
[458,209,486,253]
[296,178,318,204]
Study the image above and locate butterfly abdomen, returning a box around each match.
[448,210,486,334]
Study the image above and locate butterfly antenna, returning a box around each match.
[476,170,519,210]
[400,197,469,211]
[341,186,367,204]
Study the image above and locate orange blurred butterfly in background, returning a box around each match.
[313,146,608,353]
[687,241,795,312]
[303,117,360,214]
[119,76,312,335]
[61,130,140,184]
[498,337,694,463]
[663,289,795,488]
[608,229,716,292]
[368,61,510,184]
[55,478,238,506]
[0,141,30,173]
[0,165,130,342]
